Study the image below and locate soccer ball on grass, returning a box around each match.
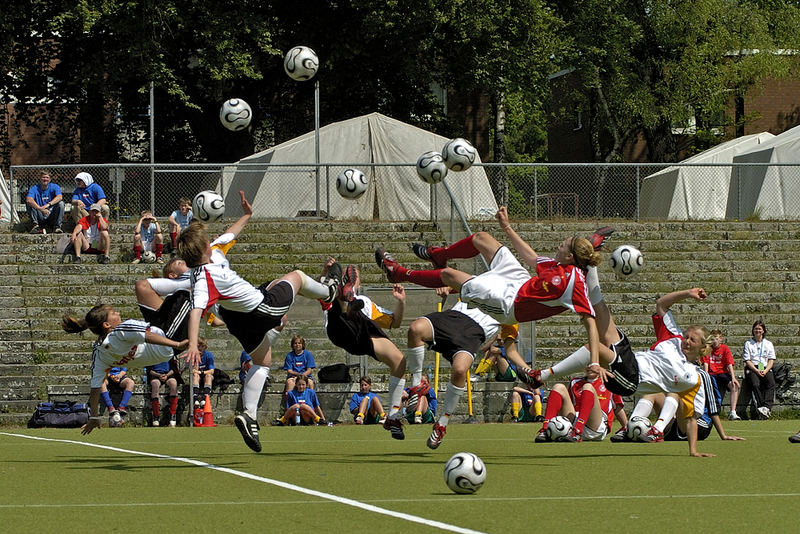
[443,452,486,494]
[545,415,573,441]
[141,250,156,264]
[192,191,225,222]
[626,416,653,441]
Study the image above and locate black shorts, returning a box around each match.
[220,280,294,353]
[425,310,486,363]
[325,301,389,359]
[604,331,640,396]
[664,420,712,441]
[140,290,193,343]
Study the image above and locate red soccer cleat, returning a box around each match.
[375,248,403,283]
[427,422,447,449]
[588,226,615,251]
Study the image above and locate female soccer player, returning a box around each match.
[62,304,188,435]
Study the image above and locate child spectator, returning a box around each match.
[282,335,316,405]
[239,351,253,385]
[70,172,110,223]
[273,375,328,426]
[147,359,181,427]
[701,329,741,420]
[132,210,165,264]
[168,197,193,251]
[403,374,437,424]
[68,203,111,264]
[510,383,544,422]
[349,376,386,425]
[192,337,215,403]
[100,367,134,426]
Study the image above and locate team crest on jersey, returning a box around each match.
[551,276,562,286]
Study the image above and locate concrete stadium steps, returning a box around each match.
[3,218,800,423]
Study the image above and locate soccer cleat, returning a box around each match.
[639,427,664,443]
[407,381,431,398]
[99,255,111,264]
[270,419,285,426]
[534,415,545,423]
[234,413,262,452]
[411,243,446,269]
[340,264,359,302]
[383,416,405,440]
[757,406,771,419]
[427,422,447,449]
[321,277,339,304]
[152,420,160,427]
[375,248,403,283]
[610,427,632,443]
[29,225,43,234]
[355,415,364,425]
[378,416,387,425]
[521,368,544,389]
[73,256,82,264]
[156,257,165,264]
[324,260,343,287]
[414,414,423,424]
[728,411,741,421]
[534,429,551,443]
[562,429,583,443]
[588,226,615,251]
[169,414,177,427]
[789,431,800,444]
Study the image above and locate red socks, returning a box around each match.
[156,243,164,258]
[169,395,178,415]
[405,269,446,288]
[170,232,177,248]
[573,389,596,435]
[432,235,479,264]
[134,245,142,259]
[540,391,564,432]
[151,398,160,418]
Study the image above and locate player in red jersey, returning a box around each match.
[376,206,604,370]
[535,374,617,442]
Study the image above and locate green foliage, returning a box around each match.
[32,349,50,365]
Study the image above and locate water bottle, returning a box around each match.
[427,364,433,381]
[294,406,301,425]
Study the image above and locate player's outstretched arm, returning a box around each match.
[390,284,406,328]
[81,387,102,435]
[225,190,253,239]
[496,206,538,267]
[655,287,707,317]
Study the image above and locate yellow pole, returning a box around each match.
[466,370,474,416]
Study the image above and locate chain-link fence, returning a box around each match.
[11,162,800,224]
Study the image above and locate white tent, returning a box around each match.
[639,132,775,219]
[728,124,800,219]
[219,112,497,220]
[0,170,20,224]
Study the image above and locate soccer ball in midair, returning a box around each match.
[546,415,573,441]
[416,151,448,185]
[626,416,653,441]
[284,46,319,81]
[192,191,225,222]
[442,138,477,171]
[610,245,643,276]
[336,168,369,200]
[219,98,252,131]
[141,250,156,264]
[443,452,487,494]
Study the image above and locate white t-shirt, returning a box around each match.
[90,320,173,387]
[634,311,699,395]
[742,337,776,369]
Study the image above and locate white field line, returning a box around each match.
[0,432,485,534]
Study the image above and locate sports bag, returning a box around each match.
[318,363,351,383]
[28,401,90,428]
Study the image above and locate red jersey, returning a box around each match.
[700,344,734,375]
[569,376,615,428]
[513,257,594,323]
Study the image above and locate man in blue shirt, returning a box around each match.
[25,171,63,234]
[70,171,110,224]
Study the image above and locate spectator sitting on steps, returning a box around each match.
[68,203,111,264]
[70,172,110,224]
[26,170,64,234]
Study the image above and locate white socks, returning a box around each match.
[438,383,466,427]
[406,345,426,387]
[387,375,406,418]
[654,396,679,433]
[296,270,330,300]
[632,398,654,419]
[241,364,269,419]
[542,346,591,381]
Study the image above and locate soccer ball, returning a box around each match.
[443,452,487,494]
[141,250,156,264]
[626,416,653,441]
[442,138,477,171]
[336,168,368,200]
[416,151,448,184]
[284,46,319,81]
[192,191,225,222]
[219,98,252,131]
[610,245,643,276]
[546,415,573,441]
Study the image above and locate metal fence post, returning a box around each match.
[635,165,640,222]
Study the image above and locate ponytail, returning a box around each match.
[61,304,110,337]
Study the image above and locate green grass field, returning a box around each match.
[2,420,799,533]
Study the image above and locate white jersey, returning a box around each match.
[190,233,263,313]
[634,311,699,394]
[90,320,173,388]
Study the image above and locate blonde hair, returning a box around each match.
[570,236,602,269]
[176,222,209,267]
[61,304,112,337]
[686,324,713,358]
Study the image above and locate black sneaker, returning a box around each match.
[411,243,446,269]
[99,255,111,264]
[610,427,631,443]
[340,264,359,302]
[383,416,405,440]
[534,429,551,443]
[270,419,285,427]
[73,256,82,264]
[234,413,262,452]
[789,431,800,444]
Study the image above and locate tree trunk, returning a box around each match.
[492,88,508,207]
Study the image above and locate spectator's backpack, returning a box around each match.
[318,363,351,383]
[28,401,90,428]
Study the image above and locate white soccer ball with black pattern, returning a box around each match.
[626,416,653,441]
[284,46,319,81]
[141,250,156,264]
[546,415,573,441]
[336,168,369,200]
[416,151,448,184]
[192,191,225,222]
[610,245,643,276]
[443,452,486,494]
[219,98,252,131]
[442,138,477,171]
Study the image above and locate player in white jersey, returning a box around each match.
[178,191,338,452]
[530,287,716,456]
[405,287,501,449]
[62,304,188,435]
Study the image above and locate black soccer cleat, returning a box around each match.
[411,243,447,269]
[375,248,403,283]
[235,413,262,452]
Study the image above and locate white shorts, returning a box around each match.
[460,247,529,324]
[635,346,699,395]
[581,418,609,441]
